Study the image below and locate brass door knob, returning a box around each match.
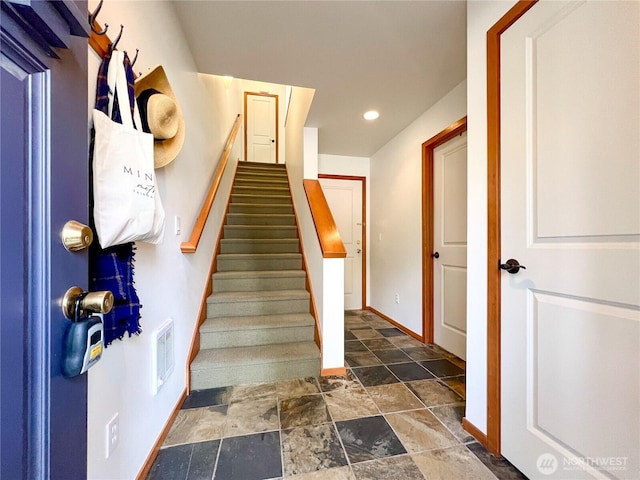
[62,286,114,321]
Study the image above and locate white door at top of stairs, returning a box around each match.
[245,92,277,164]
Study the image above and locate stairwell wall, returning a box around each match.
[86,1,243,479]
[285,90,345,371]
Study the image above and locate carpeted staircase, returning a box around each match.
[190,161,321,389]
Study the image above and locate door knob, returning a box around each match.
[271,139,275,143]
[61,220,93,251]
[356,249,361,254]
[62,286,114,321]
[432,252,440,259]
[499,258,527,274]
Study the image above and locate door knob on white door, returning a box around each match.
[499,258,526,274]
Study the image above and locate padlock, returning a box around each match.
[62,314,104,377]
[61,289,110,378]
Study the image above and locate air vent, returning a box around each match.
[152,318,174,395]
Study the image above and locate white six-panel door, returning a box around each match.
[319,178,363,310]
[246,93,277,163]
[433,132,467,360]
[500,2,639,478]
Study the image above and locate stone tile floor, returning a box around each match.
[147,310,527,479]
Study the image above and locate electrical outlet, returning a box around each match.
[105,413,119,459]
[394,293,400,304]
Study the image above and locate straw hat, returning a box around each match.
[134,66,185,168]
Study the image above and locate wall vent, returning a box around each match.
[152,318,174,395]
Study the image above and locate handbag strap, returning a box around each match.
[106,51,142,130]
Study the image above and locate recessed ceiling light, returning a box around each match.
[363,110,379,121]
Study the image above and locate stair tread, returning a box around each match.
[225,225,296,229]
[207,289,309,303]
[201,313,314,332]
[217,252,301,259]
[227,213,294,218]
[220,238,298,243]
[192,342,320,370]
[229,203,292,208]
[213,269,305,279]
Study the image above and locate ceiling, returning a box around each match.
[174,1,467,158]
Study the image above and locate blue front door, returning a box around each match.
[0,1,91,478]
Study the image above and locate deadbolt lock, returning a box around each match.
[62,286,114,321]
[61,220,93,252]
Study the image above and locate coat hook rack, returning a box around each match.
[88,0,108,35]
[108,24,124,52]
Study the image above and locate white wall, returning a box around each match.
[369,80,466,336]
[86,2,243,479]
[288,103,345,371]
[465,0,518,436]
[318,154,371,306]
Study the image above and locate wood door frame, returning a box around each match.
[244,91,279,163]
[318,174,367,310]
[486,0,539,455]
[421,117,467,344]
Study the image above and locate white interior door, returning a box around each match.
[319,178,363,310]
[246,93,277,163]
[500,2,640,478]
[433,132,467,360]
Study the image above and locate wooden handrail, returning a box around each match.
[303,180,347,259]
[180,114,242,253]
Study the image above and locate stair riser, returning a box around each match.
[233,186,290,196]
[237,164,286,172]
[230,194,291,205]
[220,241,299,254]
[228,204,293,215]
[213,275,306,292]
[200,325,314,349]
[234,178,289,187]
[226,214,295,226]
[207,298,309,317]
[190,359,320,390]
[217,256,302,271]
[224,226,298,239]
[236,169,289,182]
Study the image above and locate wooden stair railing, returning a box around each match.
[303,180,347,259]
[181,114,242,253]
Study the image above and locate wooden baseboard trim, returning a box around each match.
[366,306,424,342]
[462,417,488,447]
[321,367,347,376]
[136,388,187,480]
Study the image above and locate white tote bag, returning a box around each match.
[92,51,164,247]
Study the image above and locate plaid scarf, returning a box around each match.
[89,50,142,345]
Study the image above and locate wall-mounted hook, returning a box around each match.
[88,0,108,35]
[108,24,124,52]
[131,48,139,68]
